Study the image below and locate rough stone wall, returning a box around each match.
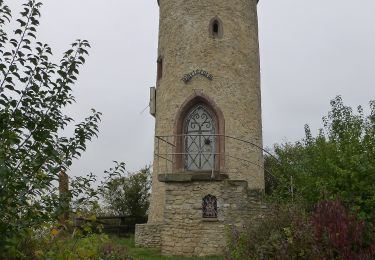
[149,0,263,224]
[161,180,265,256]
[136,180,268,256]
[135,224,162,248]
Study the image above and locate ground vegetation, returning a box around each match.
[229,96,375,259]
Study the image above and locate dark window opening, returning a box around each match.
[213,21,219,34]
[202,194,218,218]
[157,57,163,80]
[209,17,223,38]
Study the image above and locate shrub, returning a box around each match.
[312,200,375,259]
[99,165,151,220]
[227,200,375,260]
[226,204,319,260]
[266,96,375,221]
[20,227,134,260]
[100,243,134,260]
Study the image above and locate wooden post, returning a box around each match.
[59,171,70,225]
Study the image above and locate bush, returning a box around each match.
[227,200,375,260]
[10,226,134,260]
[100,242,134,260]
[99,165,151,221]
[312,200,375,259]
[266,96,375,221]
[227,204,319,260]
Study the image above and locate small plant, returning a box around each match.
[100,243,134,260]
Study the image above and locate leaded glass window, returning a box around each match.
[184,104,216,171]
[202,194,217,218]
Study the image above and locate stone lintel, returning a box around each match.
[158,171,229,182]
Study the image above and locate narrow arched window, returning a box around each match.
[202,194,218,218]
[213,22,219,34]
[157,57,163,80]
[209,17,223,38]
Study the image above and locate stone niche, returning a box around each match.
[135,173,267,257]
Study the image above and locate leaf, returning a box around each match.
[16,19,26,27]
[10,100,17,108]
[50,228,59,236]
[4,84,14,91]
[27,32,36,38]
[5,77,13,83]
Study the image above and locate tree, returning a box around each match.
[0,0,102,255]
[266,96,375,220]
[100,165,151,220]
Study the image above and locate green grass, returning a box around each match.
[114,236,224,260]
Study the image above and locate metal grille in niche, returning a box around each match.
[202,194,218,218]
[184,104,216,171]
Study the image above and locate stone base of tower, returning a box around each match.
[135,175,268,257]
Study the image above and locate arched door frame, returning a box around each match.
[174,91,225,172]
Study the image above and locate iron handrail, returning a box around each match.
[154,134,297,199]
[155,134,280,164]
[154,134,265,174]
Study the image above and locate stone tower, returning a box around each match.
[135,0,266,256]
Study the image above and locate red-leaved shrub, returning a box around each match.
[312,200,375,260]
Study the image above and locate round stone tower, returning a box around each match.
[136,0,265,256]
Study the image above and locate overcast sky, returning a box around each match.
[7,0,375,179]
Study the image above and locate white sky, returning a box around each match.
[6,0,375,179]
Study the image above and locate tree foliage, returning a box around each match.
[100,164,151,219]
[0,0,102,255]
[266,96,375,220]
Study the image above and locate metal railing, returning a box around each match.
[154,134,276,178]
[154,134,299,198]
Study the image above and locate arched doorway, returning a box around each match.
[174,92,225,173]
[183,104,216,171]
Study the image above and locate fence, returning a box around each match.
[74,215,148,236]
